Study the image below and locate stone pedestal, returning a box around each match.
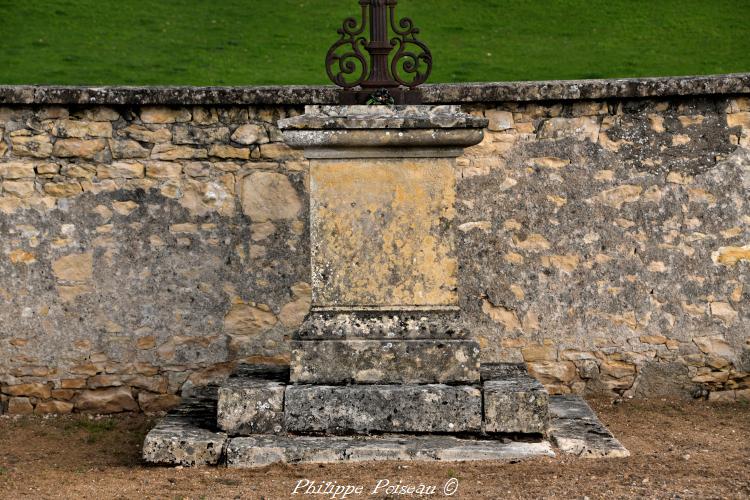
[278,106,486,433]
[143,105,627,467]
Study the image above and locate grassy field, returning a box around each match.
[1,0,749,86]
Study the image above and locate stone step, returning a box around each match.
[482,363,549,434]
[142,398,228,466]
[226,434,554,468]
[548,395,630,458]
[217,378,286,436]
[296,312,470,340]
[284,384,482,434]
[290,339,480,384]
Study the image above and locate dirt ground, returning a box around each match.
[0,398,748,499]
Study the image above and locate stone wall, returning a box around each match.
[1,75,749,414]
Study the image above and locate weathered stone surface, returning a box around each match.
[73,387,139,413]
[309,157,458,308]
[483,364,549,434]
[284,384,482,434]
[143,398,227,466]
[231,124,267,145]
[296,311,469,340]
[217,378,285,435]
[226,434,554,468]
[240,171,302,222]
[35,400,74,414]
[290,340,480,384]
[52,138,107,160]
[548,395,629,458]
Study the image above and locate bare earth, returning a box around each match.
[0,398,748,499]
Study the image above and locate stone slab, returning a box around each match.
[296,312,469,340]
[230,363,290,383]
[483,379,549,434]
[310,157,458,309]
[290,340,480,384]
[284,384,482,434]
[548,395,630,458]
[226,434,554,468]
[481,363,528,381]
[217,378,285,436]
[142,398,227,466]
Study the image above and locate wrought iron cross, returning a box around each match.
[325,0,433,104]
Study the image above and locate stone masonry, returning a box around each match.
[1,75,749,414]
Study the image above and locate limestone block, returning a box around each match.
[226,435,554,468]
[11,135,53,158]
[51,252,93,282]
[217,378,285,435]
[310,157,457,308]
[73,386,138,413]
[284,384,482,434]
[109,139,149,159]
[240,171,302,222]
[1,161,36,179]
[35,400,74,414]
[231,124,268,145]
[97,161,144,179]
[143,399,227,466]
[140,107,191,124]
[122,125,172,143]
[290,340,480,384]
[7,397,33,415]
[548,395,629,458]
[45,120,112,138]
[209,144,250,159]
[173,125,230,145]
[296,311,470,340]
[484,377,549,434]
[150,143,207,161]
[52,138,107,160]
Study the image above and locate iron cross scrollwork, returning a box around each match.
[325,0,432,104]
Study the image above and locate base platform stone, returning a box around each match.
[226,434,554,468]
[296,312,469,340]
[142,398,227,466]
[291,339,480,384]
[548,395,630,458]
[217,378,285,436]
[284,384,482,434]
[484,377,549,434]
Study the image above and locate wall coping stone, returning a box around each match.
[1,73,749,106]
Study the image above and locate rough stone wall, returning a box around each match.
[458,97,750,401]
[0,90,748,414]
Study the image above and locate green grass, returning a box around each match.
[1,0,749,85]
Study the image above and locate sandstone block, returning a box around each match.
[2,180,35,197]
[122,124,172,143]
[173,125,230,145]
[217,378,285,435]
[97,161,144,179]
[231,124,268,145]
[11,135,53,158]
[35,400,74,414]
[140,107,191,124]
[284,384,482,434]
[240,171,301,222]
[46,120,112,138]
[1,161,36,179]
[53,138,107,160]
[145,161,183,178]
[151,143,207,161]
[43,181,83,197]
[7,397,33,415]
[226,435,554,468]
[484,375,549,434]
[73,386,138,413]
[109,139,150,159]
[290,340,480,384]
[3,382,51,399]
[209,144,250,159]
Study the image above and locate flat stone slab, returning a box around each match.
[548,395,630,458]
[484,376,549,435]
[217,378,285,436]
[142,398,227,466]
[291,340,480,384]
[285,384,482,434]
[226,434,554,468]
[296,312,469,340]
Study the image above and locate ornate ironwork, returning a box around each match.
[325,0,432,103]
